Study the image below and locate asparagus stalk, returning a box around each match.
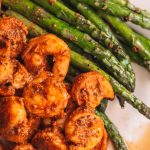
[4,7,150,119]
[98,12,150,68]
[96,110,128,150]
[32,0,134,83]
[110,0,150,19]
[69,0,135,82]
[74,0,150,29]
[121,42,150,71]
[2,0,134,91]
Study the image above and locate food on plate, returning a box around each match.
[65,106,105,150]
[0,17,27,57]
[32,127,67,150]
[23,71,70,118]
[12,144,35,150]
[71,71,114,108]
[2,0,150,147]
[22,34,70,81]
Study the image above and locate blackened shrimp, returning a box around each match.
[32,127,67,150]
[22,34,70,81]
[65,107,104,150]
[71,71,114,108]
[0,17,28,57]
[23,71,70,118]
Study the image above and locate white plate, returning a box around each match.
[107,1,150,149]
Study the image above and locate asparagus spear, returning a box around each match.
[2,0,134,91]
[74,0,150,29]
[32,0,134,83]
[96,110,128,150]
[4,7,150,119]
[98,12,150,68]
[110,0,150,19]
[69,1,134,82]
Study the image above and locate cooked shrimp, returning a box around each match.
[32,127,67,150]
[65,106,104,150]
[13,144,35,150]
[23,71,70,118]
[0,96,27,131]
[22,34,70,81]
[0,17,28,57]
[71,71,114,108]
[0,60,32,96]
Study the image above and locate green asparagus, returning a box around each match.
[4,6,150,119]
[98,12,150,68]
[2,0,134,91]
[69,0,135,81]
[74,0,150,29]
[96,110,128,150]
[110,0,150,19]
[32,0,134,83]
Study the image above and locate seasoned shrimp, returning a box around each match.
[65,106,104,150]
[22,34,70,81]
[13,144,35,150]
[71,71,114,108]
[0,60,32,96]
[0,17,28,57]
[32,127,67,150]
[23,71,70,118]
[0,96,27,131]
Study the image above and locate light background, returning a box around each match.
[106,1,150,149]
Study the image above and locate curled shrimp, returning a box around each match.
[32,127,67,150]
[71,71,114,108]
[0,60,32,96]
[13,144,35,150]
[23,71,70,118]
[65,106,104,150]
[0,17,28,57]
[22,34,70,81]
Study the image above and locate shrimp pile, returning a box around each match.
[0,16,115,150]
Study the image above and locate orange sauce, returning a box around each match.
[127,124,150,150]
